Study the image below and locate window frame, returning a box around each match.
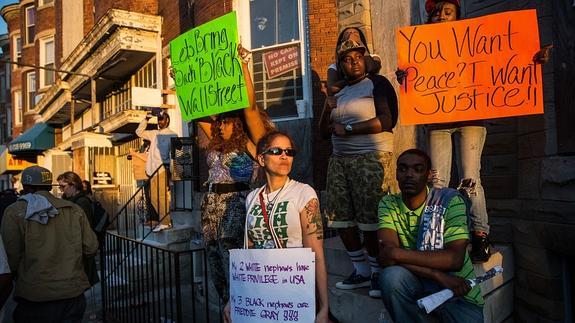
[14,90,22,125]
[236,0,312,122]
[26,71,36,111]
[25,6,35,45]
[39,37,55,88]
[39,0,54,7]
[12,35,22,64]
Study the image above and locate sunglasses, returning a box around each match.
[263,147,296,157]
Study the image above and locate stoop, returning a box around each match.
[324,237,514,323]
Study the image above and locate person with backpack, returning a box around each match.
[57,171,100,286]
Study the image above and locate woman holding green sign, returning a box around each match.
[193,44,273,311]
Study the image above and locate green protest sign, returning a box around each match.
[169,11,248,121]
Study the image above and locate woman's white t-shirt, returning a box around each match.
[245,180,317,249]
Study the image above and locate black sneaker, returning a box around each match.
[368,272,381,298]
[470,231,491,263]
[335,270,370,290]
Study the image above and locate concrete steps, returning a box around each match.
[323,237,514,323]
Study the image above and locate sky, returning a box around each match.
[0,0,16,35]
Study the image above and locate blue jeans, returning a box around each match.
[429,126,489,233]
[379,266,483,323]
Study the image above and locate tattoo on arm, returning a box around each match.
[304,199,324,240]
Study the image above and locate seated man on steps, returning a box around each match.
[377,149,484,322]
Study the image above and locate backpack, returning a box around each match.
[92,200,110,243]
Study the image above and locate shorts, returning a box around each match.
[326,151,393,231]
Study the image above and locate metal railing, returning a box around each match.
[100,232,219,323]
[111,164,169,240]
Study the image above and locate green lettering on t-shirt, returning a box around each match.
[273,212,288,227]
[275,201,289,213]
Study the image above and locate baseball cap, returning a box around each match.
[21,166,53,186]
[337,39,367,60]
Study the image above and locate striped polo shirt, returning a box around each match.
[378,193,484,307]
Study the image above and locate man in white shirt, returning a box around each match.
[136,112,177,231]
[0,233,13,321]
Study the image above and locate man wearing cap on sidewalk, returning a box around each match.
[0,166,98,323]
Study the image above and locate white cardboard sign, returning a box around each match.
[229,248,316,323]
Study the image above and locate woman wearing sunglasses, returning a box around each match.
[192,44,273,314]
[224,131,328,323]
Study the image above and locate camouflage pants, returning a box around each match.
[326,151,393,231]
[200,191,247,303]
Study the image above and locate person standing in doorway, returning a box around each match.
[136,111,178,232]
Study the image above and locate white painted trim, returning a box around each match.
[24,5,35,45]
[38,36,55,89]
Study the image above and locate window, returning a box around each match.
[250,0,299,48]
[26,72,36,110]
[14,90,22,125]
[25,6,35,44]
[40,38,55,87]
[13,35,22,63]
[239,0,309,120]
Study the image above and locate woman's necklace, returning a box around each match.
[264,179,289,211]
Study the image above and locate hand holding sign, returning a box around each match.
[396,9,544,125]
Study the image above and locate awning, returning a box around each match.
[0,149,36,174]
[8,123,56,155]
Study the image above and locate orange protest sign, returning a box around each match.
[396,9,543,125]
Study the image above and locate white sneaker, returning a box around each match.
[152,224,172,232]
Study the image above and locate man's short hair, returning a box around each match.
[397,149,432,171]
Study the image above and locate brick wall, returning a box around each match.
[35,5,55,35]
[158,0,193,48]
[83,0,94,36]
[193,0,232,26]
[94,0,158,23]
[54,0,62,68]
[308,0,339,189]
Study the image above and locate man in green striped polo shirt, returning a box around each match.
[377,149,483,322]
